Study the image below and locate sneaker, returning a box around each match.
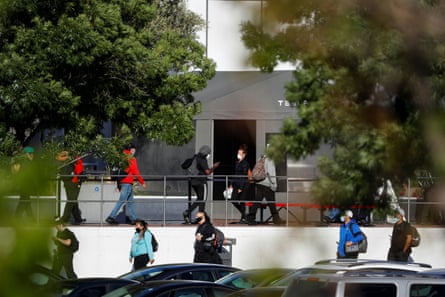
[182,210,191,224]
[106,217,118,225]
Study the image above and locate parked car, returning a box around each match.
[215,268,295,289]
[269,258,433,287]
[41,278,139,297]
[224,286,287,297]
[103,280,238,297]
[119,263,240,283]
[281,270,445,297]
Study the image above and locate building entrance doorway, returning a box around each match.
[213,120,256,200]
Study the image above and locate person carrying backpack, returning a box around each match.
[387,208,413,262]
[337,210,364,259]
[193,211,222,264]
[182,145,220,224]
[246,155,284,225]
[52,217,79,279]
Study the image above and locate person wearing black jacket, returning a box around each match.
[388,208,413,262]
[182,145,220,224]
[230,144,251,223]
[193,211,222,264]
[52,217,78,279]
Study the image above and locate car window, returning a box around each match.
[177,271,213,282]
[172,288,205,297]
[214,269,237,280]
[410,284,445,297]
[284,279,337,297]
[344,283,397,297]
[79,287,107,297]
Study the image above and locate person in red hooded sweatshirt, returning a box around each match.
[56,151,86,225]
[106,144,147,225]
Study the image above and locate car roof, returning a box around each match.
[270,259,432,287]
[119,262,239,278]
[312,259,432,270]
[57,277,139,285]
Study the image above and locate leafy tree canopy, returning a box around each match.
[241,0,445,207]
[0,0,215,159]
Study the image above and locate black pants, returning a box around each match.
[62,182,83,223]
[15,194,35,220]
[231,187,249,219]
[53,252,77,279]
[387,249,410,262]
[247,184,280,222]
[134,254,149,270]
[187,183,207,213]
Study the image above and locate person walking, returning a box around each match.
[14,146,36,220]
[106,144,147,225]
[387,208,413,262]
[129,219,155,271]
[193,211,222,264]
[231,144,251,223]
[56,151,86,225]
[247,155,284,225]
[52,217,78,279]
[337,210,364,259]
[182,145,220,224]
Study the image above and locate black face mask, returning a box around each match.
[135,228,141,233]
[193,216,203,224]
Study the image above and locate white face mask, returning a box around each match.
[340,216,345,222]
[206,154,211,160]
[237,154,242,160]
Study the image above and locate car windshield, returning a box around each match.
[271,268,340,287]
[217,269,293,289]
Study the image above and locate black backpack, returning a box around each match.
[110,165,127,182]
[150,231,159,252]
[69,230,79,253]
[410,225,421,247]
[213,227,226,253]
[181,155,199,176]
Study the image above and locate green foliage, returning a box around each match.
[243,0,441,207]
[0,0,215,154]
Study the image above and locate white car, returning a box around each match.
[282,269,445,297]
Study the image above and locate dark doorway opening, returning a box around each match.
[213,120,256,200]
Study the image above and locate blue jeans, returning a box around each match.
[109,183,137,221]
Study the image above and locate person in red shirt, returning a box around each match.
[56,151,86,225]
[106,144,147,225]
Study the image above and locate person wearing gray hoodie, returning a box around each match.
[183,145,220,224]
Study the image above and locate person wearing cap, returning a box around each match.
[106,144,147,225]
[14,146,36,220]
[337,210,365,259]
[387,208,413,262]
[52,217,78,278]
[182,145,220,224]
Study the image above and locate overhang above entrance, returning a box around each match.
[193,71,298,120]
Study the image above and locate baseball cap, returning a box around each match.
[345,210,353,218]
[23,146,34,153]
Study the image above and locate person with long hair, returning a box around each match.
[193,211,222,264]
[231,144,251,223]
[129,219,155,270]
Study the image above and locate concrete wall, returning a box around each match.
[65,226,445,278]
